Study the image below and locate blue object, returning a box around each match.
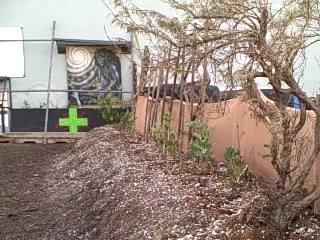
[293,96,300,109]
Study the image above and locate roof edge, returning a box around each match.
[55,38,132,54]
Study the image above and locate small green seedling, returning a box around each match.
[151,113,177,156]
[187,120,215,169]
[223,147,251,182]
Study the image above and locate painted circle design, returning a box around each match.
[67,46,94,77]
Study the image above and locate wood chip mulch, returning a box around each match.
[43,125,320,240]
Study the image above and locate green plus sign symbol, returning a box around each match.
[59,108,88,133]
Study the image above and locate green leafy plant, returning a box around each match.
[187,120,214,169]
[39,102,47,109]
[97,95,127,123]
[97,95,135,136]
[22,100,31,109]
[163,113,178,155]
[223,147,251,182]
[151,113,177,156]
[152,122,164,145]
[120,112,136,136]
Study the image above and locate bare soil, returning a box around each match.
[0,143,72,239]
[0,126,319,240]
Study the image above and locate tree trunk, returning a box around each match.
[270,201,295,233]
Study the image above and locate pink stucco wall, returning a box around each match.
[135,95,320,212]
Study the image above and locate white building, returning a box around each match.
[0,0,136,132]
[0,0,318,133]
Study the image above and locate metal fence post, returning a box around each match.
[44,21,56,144]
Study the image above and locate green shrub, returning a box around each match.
[22,100,31,109]
[187,120,215,169]
[151,113,177,156]
[223,147,251,182]
[97,95,135,135]
[152,122,164,145]
[97,95,128,123]
[120,112,136,136]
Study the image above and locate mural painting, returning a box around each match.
[67,46,122,106]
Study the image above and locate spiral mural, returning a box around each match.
[67,46,95,77]
[66,46,122,106]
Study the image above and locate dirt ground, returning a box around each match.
[0,143,73,239]
[0,126,319,240]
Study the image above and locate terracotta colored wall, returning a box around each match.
[135,95,320,212]
[135,96,190,150]
[203,98,278,182]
